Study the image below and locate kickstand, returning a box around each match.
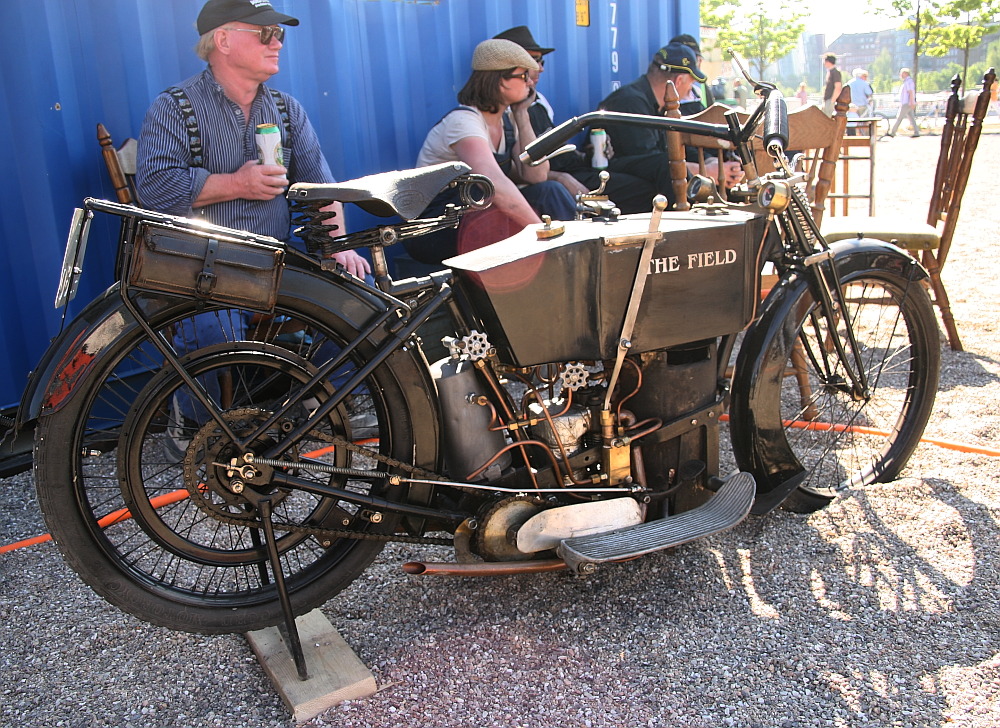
[256,496,309,681]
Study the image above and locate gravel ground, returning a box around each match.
[2,131,999,728]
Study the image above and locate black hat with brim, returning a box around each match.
[197,0,299,35]
[493,25,555,56]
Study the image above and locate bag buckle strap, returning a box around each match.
[196,238,219,296]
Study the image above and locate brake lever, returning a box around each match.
[728,49,777,96]
[527,143,578,167]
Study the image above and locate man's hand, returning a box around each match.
[193,160,289,208]
[233,160,288,200]
[705,158,745,189]
[330,249,371,279]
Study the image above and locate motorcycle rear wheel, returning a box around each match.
[731,254,940,512]
[34,299,419,633]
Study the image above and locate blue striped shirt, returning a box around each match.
[136,68,334,241]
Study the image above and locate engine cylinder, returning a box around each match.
[430,357,511,481]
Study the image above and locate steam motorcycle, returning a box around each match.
[18,81,939,652]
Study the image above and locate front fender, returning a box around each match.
[730,239,928,502]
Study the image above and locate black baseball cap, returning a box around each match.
[653,43,707,83]
[197,0,299,35]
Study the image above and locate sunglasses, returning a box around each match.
[502,71,530,82]
[530,57,546,68]
[226,25,285,44]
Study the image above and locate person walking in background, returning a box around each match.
[732,79,749,107]
[822,54,842,116]
[796,81,809,106]
[847,68,873,117]
[887,67,919,138]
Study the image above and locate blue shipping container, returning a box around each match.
[0,0,698,413]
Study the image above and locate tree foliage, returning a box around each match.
[923,0,1000,87]
[701,0,806,80]
[870,47,897,93]
[879,0,943,83]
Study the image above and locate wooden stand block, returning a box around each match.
[245,609,376,723]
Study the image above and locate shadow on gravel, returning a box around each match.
[322,476,999,727]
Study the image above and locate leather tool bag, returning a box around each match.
[129,221,285,313]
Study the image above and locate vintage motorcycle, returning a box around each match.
[18,79,939,661]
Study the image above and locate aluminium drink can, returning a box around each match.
[255,123,284,166]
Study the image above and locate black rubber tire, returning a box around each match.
[34,298,419,633]
[731,255,940,513]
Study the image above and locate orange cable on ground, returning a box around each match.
[0,488,191,555]
[719,414,1000,457]
[3,428,995,555]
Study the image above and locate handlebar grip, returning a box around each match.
[762,91,789,154]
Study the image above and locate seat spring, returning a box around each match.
[290,199,342,257]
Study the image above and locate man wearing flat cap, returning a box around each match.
[598,42,743,204]
[669,33,715,113]
[136,0,368,446]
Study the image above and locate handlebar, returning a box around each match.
[520,111,744,166]
[522,88,792,177]
[761,90,789,158]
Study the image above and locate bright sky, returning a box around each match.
[801,1,900,43]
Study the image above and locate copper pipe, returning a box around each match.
[402,559,567,576]
[616,358,642,422]
[465,438,562,483]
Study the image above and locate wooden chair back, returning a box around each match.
[97,123,138,205]
[928,67,995,273]
[920,66,996,350]
[662,80,692,211]
[677,102,749,201]
[758,87,850,226]
[677,87,849,222]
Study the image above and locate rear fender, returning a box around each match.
[17,267,437,429]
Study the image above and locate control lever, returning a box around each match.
[576,171,619,221]
[526,143,577,166]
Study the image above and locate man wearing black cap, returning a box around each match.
[598,42,743,204]
[136,0,369,451]
[136,0,368,278]
[493,25,657,213]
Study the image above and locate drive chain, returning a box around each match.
[182,410,453,546]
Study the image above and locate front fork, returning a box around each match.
[774,184,871,401]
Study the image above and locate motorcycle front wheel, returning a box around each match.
[34,296,426,633]
[731,250,940,513]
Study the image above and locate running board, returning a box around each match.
[557,471,756,575]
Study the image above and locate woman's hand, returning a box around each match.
[551,171,590,197]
